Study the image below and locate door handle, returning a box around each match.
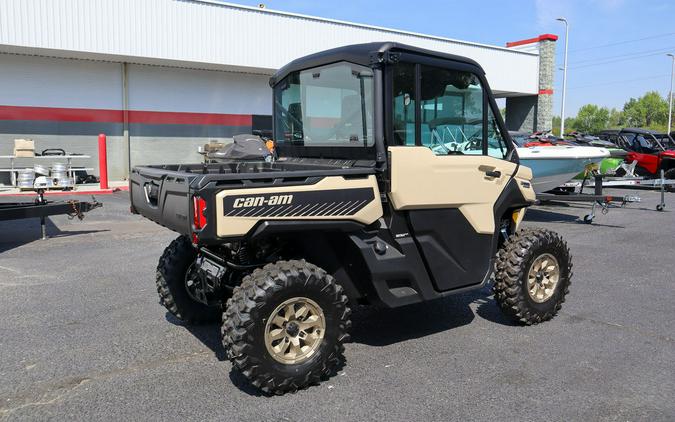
[484,170,501,178]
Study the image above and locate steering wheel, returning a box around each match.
[463,137,482,152]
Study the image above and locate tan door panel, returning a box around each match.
[388,146,518,234]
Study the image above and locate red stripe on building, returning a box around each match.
[506,33,559,48]
[0,105,124,123]
[128,110,251,126]
[539,89,554,95]
[0,105,252,126]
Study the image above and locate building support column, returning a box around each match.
[505,34,558,133]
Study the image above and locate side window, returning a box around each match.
[392,62,416,145]
[420,65,483,155]
[487,107,508,159]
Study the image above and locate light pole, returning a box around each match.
[557,17,569,136]
[668,53,674,134]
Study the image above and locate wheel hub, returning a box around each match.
[264,297,326,365]
[285,321,300,337]
[527,253,560,303]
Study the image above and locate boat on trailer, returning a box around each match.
[517,145,610,194]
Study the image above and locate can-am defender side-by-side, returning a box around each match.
[130,42,572,395]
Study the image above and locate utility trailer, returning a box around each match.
[0,190,101,239]
[537,173,641,223]
[561,169,674,212]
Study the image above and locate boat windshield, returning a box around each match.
[509,133,530,147]
[273,62,374,148]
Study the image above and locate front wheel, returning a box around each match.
[493,228,572,325]
[221,260,351,395]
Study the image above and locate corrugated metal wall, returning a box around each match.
[0,0,539,95]
[0,0,542,184]
[0,54,271,182]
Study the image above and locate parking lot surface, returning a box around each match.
[1,191,674,421]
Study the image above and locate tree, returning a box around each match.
[622,91,669,128]
[608,108,623,128]
[551,116,561,136]
[574,104,610,133]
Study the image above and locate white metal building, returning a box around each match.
[0,0,555,182]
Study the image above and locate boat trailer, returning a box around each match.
[0,190,102,239]
[540,170,673,223]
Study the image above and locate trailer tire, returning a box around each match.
[222,260,350,395]
[493,228,572,325]
[156,235,221,324]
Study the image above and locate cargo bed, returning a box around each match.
[129,158,377,237]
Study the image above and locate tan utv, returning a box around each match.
[130,42,572,395]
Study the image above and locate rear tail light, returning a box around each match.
[192,196,207,230]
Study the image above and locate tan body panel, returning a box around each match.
[214,175,383,238]
[512,164,536,230]
[388,146,526,234]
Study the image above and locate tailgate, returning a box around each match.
[129,166,194,235]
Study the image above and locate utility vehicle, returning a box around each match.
[599,128,675,178]
[130,42,572,395]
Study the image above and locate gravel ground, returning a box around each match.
[0,190,674,421]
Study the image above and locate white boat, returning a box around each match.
[517,146,610,194]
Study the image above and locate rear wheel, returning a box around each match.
[493,228,572,325]
[222,260,350,395]
[156,236,221,324]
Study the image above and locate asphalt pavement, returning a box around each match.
[1,190,674,421]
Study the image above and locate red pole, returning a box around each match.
[98,133,109,190]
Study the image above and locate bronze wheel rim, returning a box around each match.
[527,253,560,303]
[264,297,326,365]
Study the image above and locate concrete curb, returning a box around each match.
[0,185,129,197]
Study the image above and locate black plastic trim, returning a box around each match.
[248,220,365,242]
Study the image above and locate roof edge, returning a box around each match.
[0,45,276,75]
[506,33,559,48]
[189,0,538,56]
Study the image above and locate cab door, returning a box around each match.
[387,60,524,292]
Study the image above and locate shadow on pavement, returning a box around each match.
[349,296,475,346]
[169,285,521,356]
[0,218,109,252]
[164,313,228,361]
[525,207,626,228]
[526,208,582,223]
[168,284,520,395]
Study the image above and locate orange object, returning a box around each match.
[266,140,275,154]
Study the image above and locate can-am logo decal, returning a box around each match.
[223,188,374,218]
[233,194,293,208]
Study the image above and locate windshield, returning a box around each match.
[654,134,675,150]
[273,62,374,148]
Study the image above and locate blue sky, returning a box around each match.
[237,0,674,117]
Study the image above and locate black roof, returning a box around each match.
[269,42,484,87]
[620,128,669,136]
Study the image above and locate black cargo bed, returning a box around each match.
[129,159,377,236]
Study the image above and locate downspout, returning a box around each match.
[122,62,130,179]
